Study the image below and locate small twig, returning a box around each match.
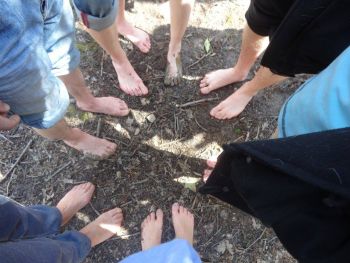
[0,134,13,144]
[6,168,16,196]
[176,97,219,108]
[120,200,132,208]
[186,52,212,69]
[45,161,72,182]
[245,131,250,142]
[100,51,105,76]
[89,202,101,216]
[191,193,198,209]
[240,228,267,254]
[96,117,102,137]
[233,135,244,142]
[255,126,260,140]
[2,139,33,182]
[194,116,207,131]
[131,178,149,185]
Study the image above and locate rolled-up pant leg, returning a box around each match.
[72,0,119,31]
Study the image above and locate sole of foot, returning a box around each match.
[80,207,124,247]
[200,68,247,94]
[64,128,117,160]
[171,203,194,244]
[141,209,164,251]
[117,20,151,53]
[112,60,148,96]
[77,97,129,117]
[56,182,95,226]
[164,54,182,86]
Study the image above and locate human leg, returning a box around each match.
[164,0,195,86]
[200,23,269,94]
[0,196,61,242]
[59,68,129,116]
[116,0,151,53]
[72,0,148,96]
[171,203,194,244]
[210,66,286,120]
[141,209,164,251]
[34,119,116,159]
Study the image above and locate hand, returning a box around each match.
[0,101,20,131]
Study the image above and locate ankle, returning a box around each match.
[167,42,181,58]
[238,81,260,97]
[62,128,83,145]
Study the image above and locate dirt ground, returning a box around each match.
[0,1,310,262]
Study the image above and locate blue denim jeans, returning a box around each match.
[0,195,91,263]
[0,0,79,129]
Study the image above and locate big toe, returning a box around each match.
[172,203,180,215]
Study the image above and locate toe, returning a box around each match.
[199,81,208,88]
[172,203,180,214]
[179,205,185,214]
[200,87,210,94]
[156,209,163,221]
[150,212,156,221]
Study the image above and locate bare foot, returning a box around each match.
[164,53,183,86]
[80,207,123,247]
[64,128,116,159]
[117,20,151,53]
[200,67,248,94]
[112,60,148,96]
[203,159,217,183]
[141,209,163,251]
[171,203,194,244]
[56,182,95,226]
[210,84,256,120]
[77,97,129,117]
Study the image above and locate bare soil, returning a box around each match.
[0,1,308,262]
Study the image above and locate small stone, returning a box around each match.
[126,117,134,127]
[216,240,227,254]
[140,98,150,106]
[115,123,122,132]
[116,171,122,178]
[186,110,194,119]
[146,114,156,123]
[204,223,215,235]
[220,209,228,220]
[134,128,140,136]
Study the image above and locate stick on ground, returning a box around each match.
[1,139,33,183]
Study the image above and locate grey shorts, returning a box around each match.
[72,0,119,31]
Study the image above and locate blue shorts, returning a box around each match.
[0,0,79,129]
[278,45,350,137]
